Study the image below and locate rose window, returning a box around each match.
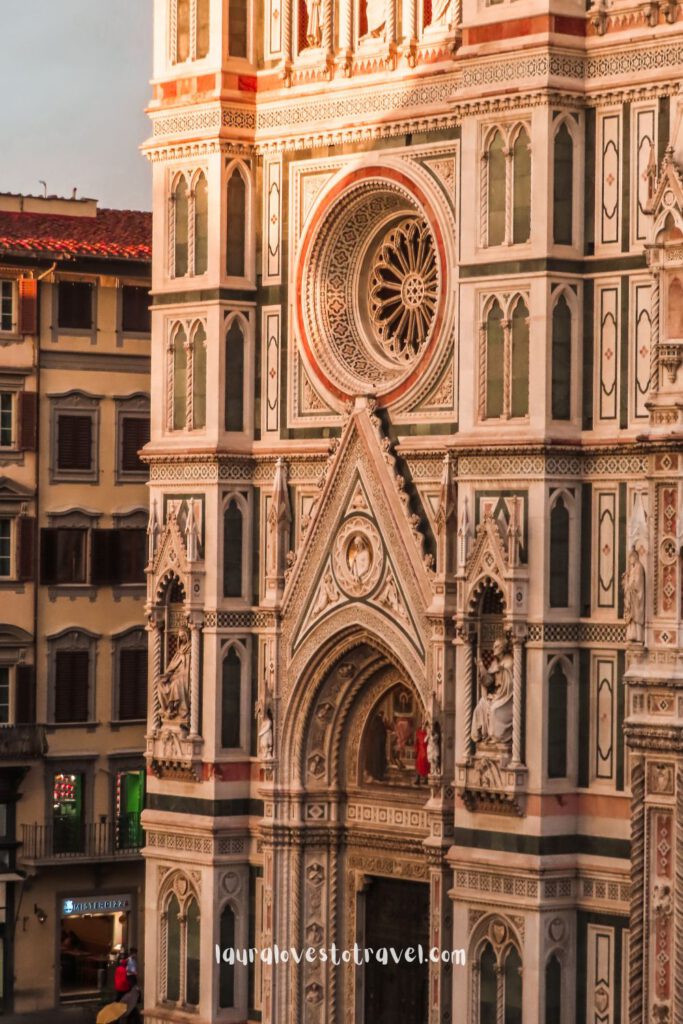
[369,218,438,363]
[299,177,450,402]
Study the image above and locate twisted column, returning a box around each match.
[510,636,524,766]
[461,634,474,762]
[629,756,645,1024]
[504,146,513,245]
[151,620,163,732]
[185,335,194,429]
[189,619,201,737]
[322,0,333,58]
[650,269,661,394]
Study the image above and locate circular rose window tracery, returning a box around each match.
[369,217,438,363]
[297,171,449,404]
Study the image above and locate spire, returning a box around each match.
[264,458,292,605]
[435,452,457,576]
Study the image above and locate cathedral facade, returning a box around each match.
[141,0,683,1021]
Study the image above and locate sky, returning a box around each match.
[1,1,153,211]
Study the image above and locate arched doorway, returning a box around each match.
[275,632,434,1024]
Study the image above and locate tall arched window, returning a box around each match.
[165,892,181,1001]
[196,0,210,58]
[551,294,572,420]
[553,122,574,245]
[549,495,570,608]
[173,178,189,278]
[548,662,568,778]
[512,128,531,244]
[192,324,207,429]
[176,0,190,62]
[229,0,248,56]
[545,955,562,1024]
[504,947,523,1024]
[487,131,506,247]
[485,300,504,419]
[225,318,245,431]
[219,905,236,1006]
[510,298,529,418]
[226,169,247,277]
[223,499,244,598]
[186,897,200,1006]
[222,647,242,748]
[479,942,497,1024]
[194,174,208,276]
[173,326,188,430]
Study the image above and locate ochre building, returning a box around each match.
[141,0,683,1021]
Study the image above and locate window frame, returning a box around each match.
[111,627,148,724]
[219,638,250,753]
[0,390,16,450]
[223,159,255,288]
[49,390,101,483]
[478,291,531,425]
[170,0,212,65]
[0,518,13,580]
[115,393,151,482]
[119,283,152,337]
[0,280,17,337]
[47,628,99,726]
[168,169,210,281]
[480,120,533,251]
[54,278,96,338]
[221,490,251,604]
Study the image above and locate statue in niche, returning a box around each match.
[622,546,646,644]
[304,0,322,47]
[430,0,452,26]
[471,637,513,749]
[362,0,386,39]
[427,720,441,775]
[159,627,191,730]
[258,708,274,759]
[347,534,372,582]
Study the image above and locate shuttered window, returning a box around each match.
[18,391,37,451]
[57,414,93,471]
[18,517,35,582]
[120,416,150,474]
[0,281,14,332]
[54,650,90,722]
[15,664,36,724]
[41,528,87,585]
[0,667,9,725]
[118,648,148,720]
[57,281,93,330]
[121,286,151,333]
[0,519,11,577]
[92,529,146,586]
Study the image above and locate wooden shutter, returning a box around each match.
[121,417,150,472]
[54,650,89,723]
[17,517,35,582]
[40,528,58,585]
[119,648,148,720]
[15,664,36,724]
[91,529,118,586]
[19,278,37,335]
[57,414,92,471]
[18,391,37,451]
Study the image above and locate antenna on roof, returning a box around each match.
[72,188,78,200]
[39,180,47,198]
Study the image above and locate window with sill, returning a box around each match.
[114,768,145,849]
[553,120,574,246]
[0,281,14,333]
[551,293,572,421]
[41,528,88,585]
[226,165,248,278]
[0,520,10,578]
[92,527,147,586]
[113,625,148,722]
[547,659,569,779]
[0,390,37,452]
[225,316,245,432]
[49,629,98,724]
[161,876,201,1007]
[221,643,244,749]
[223,495,246,599]
[0,393,13,448]
[51,391,100,481]
[116,394,150,479]
[57,281,93,331]
[52,771,85,854]
[121,285,151,334]
[0,514,35,583]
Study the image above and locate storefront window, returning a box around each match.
[60,896,131,999]
[53,772,84,854]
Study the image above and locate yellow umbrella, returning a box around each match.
[96,1003,128,1024]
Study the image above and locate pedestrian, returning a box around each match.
[126,947,138,987]
[114,952,131,1000]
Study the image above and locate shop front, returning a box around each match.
[59,893,133,999]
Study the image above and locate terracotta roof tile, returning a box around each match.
[0,207,152,261]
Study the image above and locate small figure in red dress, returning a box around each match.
[414,720,429,785]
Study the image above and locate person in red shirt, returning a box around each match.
[114,953,131,1000]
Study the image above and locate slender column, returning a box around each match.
[151,619,163,732]
[185,335,194,429]
[189,619,201,737]
[502,318,512,419]
[504,146,513,245]
[495,963,504,1024]
[322,0,333,57]
[650,268,661,393]
[510,636,524,766]
[387,0,397,45]
[281,0,293,80]
[461,632,474,762]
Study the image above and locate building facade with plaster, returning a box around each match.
[0,193,151,1011]
[141,0,683,1021]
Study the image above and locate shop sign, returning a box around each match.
[61,894,132,916]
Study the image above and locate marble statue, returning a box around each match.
[159,627,191,729]
[622,545,646,644]
[471,637,514,748]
